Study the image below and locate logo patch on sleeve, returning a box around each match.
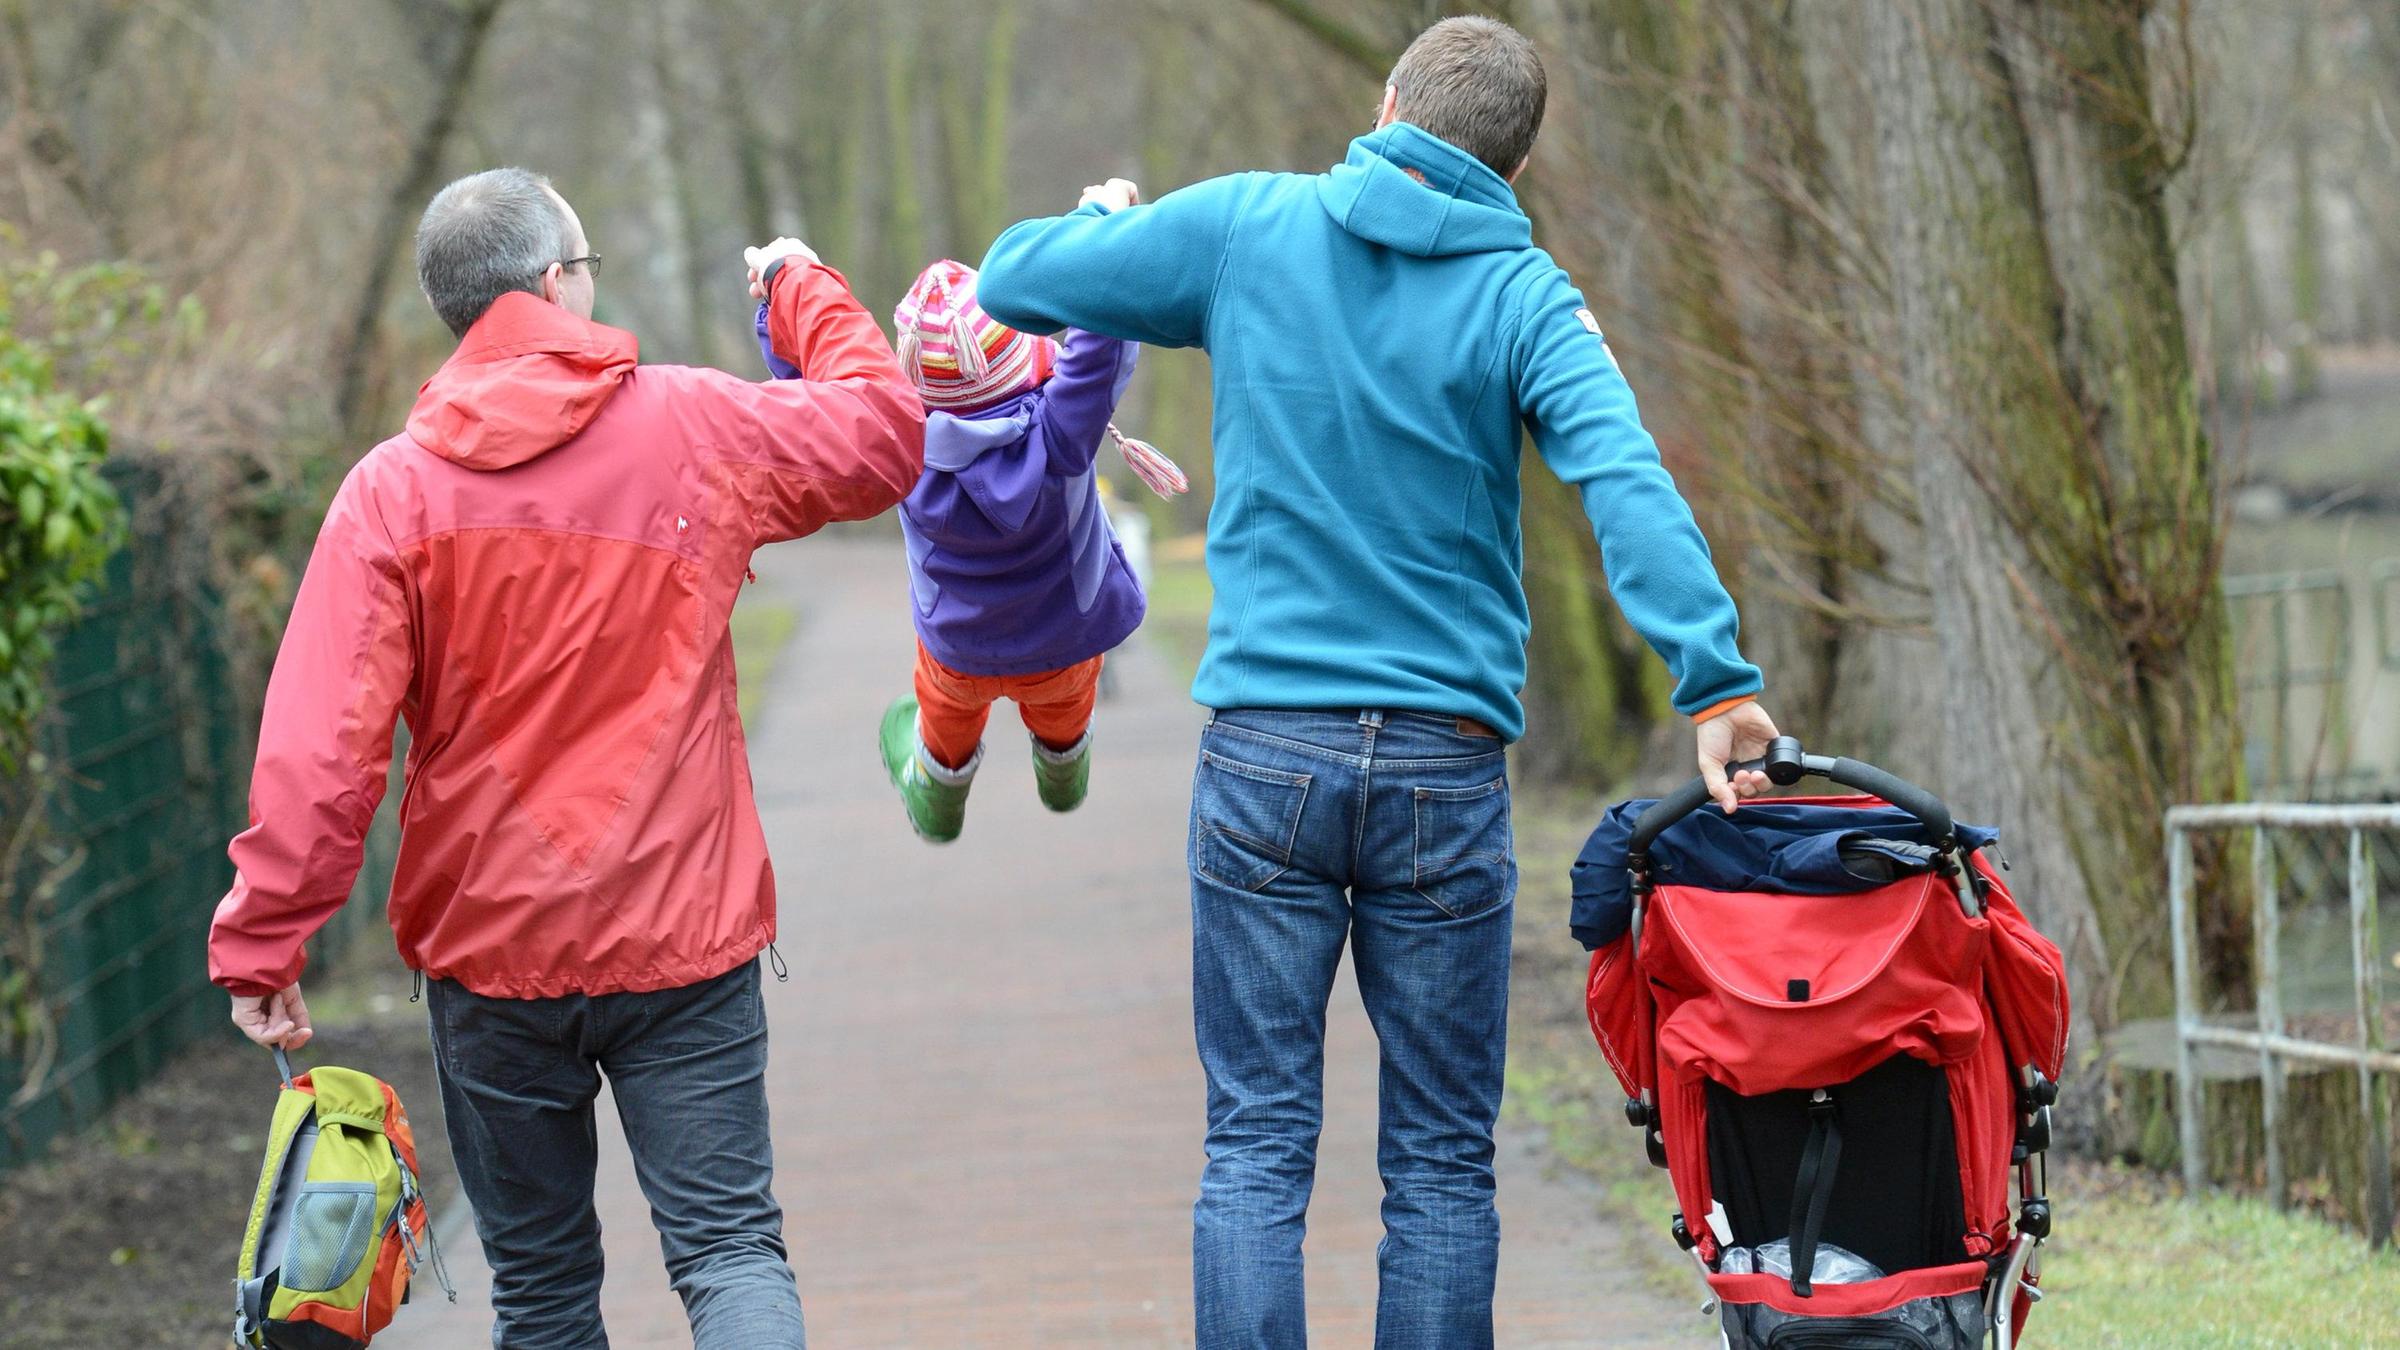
[1575,307,1602,335]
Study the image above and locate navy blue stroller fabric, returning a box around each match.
[1571,800,2002,950]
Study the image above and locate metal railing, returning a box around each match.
[2166,802,2397,1246]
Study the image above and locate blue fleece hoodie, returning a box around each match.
[978,123,1760,738]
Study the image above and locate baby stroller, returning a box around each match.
[1576,738,2068,1348]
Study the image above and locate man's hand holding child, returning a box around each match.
[744,236,820,298]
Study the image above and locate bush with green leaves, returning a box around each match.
[0,247,149,767]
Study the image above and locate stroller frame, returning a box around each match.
[1607,737,2060,1350]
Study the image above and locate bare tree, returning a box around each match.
[0,0,139,253]
[1779,0,2241,1043]
[331,0,510,436]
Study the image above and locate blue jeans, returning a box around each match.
[1189,709,1516,1350]
[427,960,806,1350]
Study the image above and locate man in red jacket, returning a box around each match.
[207,167,923,1348]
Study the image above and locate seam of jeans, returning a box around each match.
[1194,850,1294,894]
[1193,822,1304,893]
[1351,751,1372,882]
[1412,868,1509,920]
[1369,749,1510,770]
[1196,747,1314,789]
[1203,718,1369,768]
[1413,776,1510,802]
[1355,710,1377,878]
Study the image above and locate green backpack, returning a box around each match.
[233,1049,453,1348]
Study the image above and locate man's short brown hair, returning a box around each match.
[1387,16,1547,180]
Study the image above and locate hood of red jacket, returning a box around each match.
[405,292,640,470]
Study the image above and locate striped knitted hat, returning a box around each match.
[893,260,1056,413]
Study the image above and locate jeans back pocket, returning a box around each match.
[1191,748,1312,892]
[1411,776,1515,918]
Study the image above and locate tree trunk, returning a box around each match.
[927,5,1022,261]
[1802,0,2130,1067]
[333,0,509,437]
[2286,4,2323,399]
[646,0,732,367]
[708,2,786,242]
[972,1,1022,253]
[1988,0,2247,1008]
[1519,464,1645,787]
[803,35,866,286]
[1785,0,2241,1066]
[878,7,926,305]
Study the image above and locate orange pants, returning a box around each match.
[914,642,1103,769]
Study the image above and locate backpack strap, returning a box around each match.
[234,1275,268,1346]
[1786,1087,1843,1297]
[389,1137,459,1304]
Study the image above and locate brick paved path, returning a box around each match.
[385,539,1692,1348]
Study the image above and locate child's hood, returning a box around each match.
[920,400,1046,533]
[1314,121,1534,259]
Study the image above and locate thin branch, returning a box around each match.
[1243,0,1392,81]
[332,0,511,435]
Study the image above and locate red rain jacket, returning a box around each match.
[208,261,924,999]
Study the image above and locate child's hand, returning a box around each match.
[1078,178,1141,213]
[744,237,820,298]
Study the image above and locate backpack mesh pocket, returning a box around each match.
[282,1181,379,1293]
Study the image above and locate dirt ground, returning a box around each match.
[0,959,450,1349]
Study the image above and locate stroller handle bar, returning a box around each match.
[1626,736,1957,859]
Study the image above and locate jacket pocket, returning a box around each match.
[1191,748,1312,893]
[1412,776,1514,919]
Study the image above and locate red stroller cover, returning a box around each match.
[1585,780,2069,1344]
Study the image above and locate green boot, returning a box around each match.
[1030,729,1092,813]
[879,696,976,843]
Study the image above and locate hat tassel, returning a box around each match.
[949,310,989,379]
[1107,423,1189,499]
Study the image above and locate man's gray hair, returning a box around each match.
[415,167,570,337]
[1387,17,1547,180]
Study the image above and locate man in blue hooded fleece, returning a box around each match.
[979,16,1781,1348]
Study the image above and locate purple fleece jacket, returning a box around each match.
[756,310,1147,675]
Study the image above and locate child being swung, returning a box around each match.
[764,259,1181,841]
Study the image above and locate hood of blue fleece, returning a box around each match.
[1314,122,1533,258]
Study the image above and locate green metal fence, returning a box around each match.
[0,460,401,1176]
[0,462,243,1171]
